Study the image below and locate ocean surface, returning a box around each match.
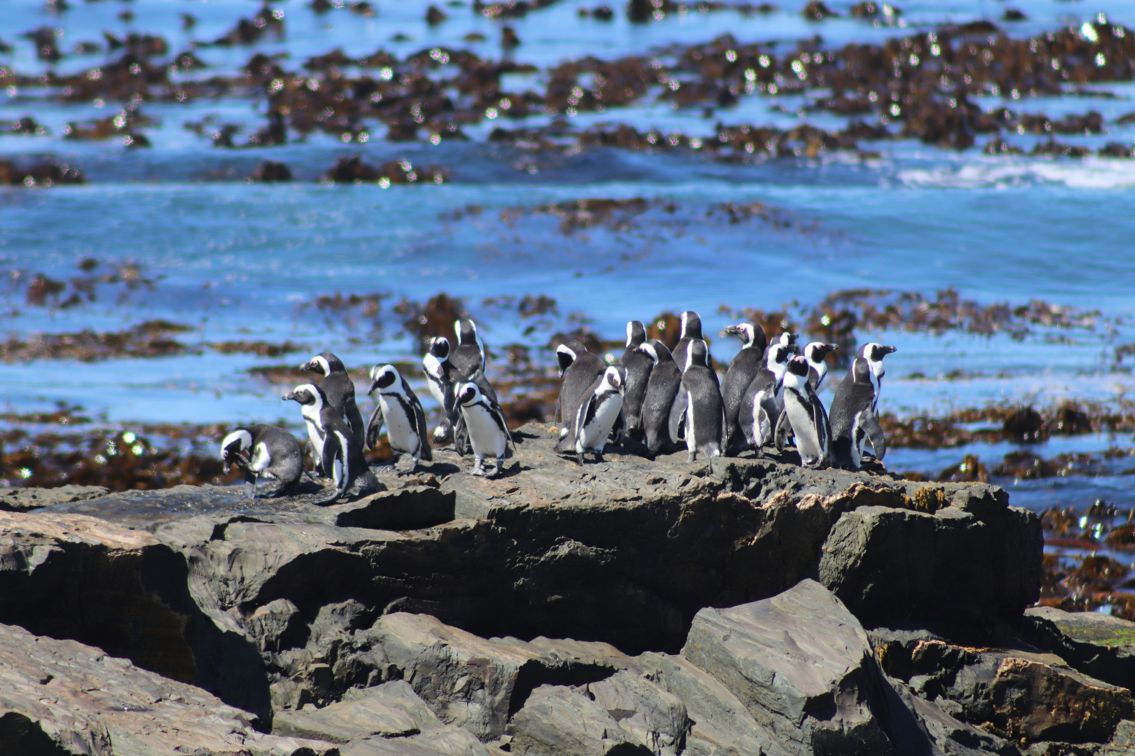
[2,0,1135,574]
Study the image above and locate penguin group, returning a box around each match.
[219,309,895,501]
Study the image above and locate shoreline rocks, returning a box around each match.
[0,425,1130,753]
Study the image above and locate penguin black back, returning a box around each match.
[302,351,365,453]
[620,320,653,441]
[638,340,682,458]
[671,310,703,372]
[721,323,768,451]
[450,318,487,381]
[554,341,605,453]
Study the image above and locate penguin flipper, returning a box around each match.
[774,409,789,453]
[322,431,349,498]
[365,403,384,451]
[667,390,688,445]
[493,403,515,456]
[411,398,433,462]
[861,410,887,460]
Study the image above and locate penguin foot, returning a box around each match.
[687,451,697,463]
[575,452,585,465]
[593,452,604,464]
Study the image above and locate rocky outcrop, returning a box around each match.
[1022,606,1135,693]
[0,424,1102,753]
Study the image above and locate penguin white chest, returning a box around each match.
[464,405,507,459]
[578,393,622,452]
[301,414,324,455]
[423,355,447,405]
[380,396,418,454]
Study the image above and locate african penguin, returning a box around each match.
[777,331,799,355]
[669,339,725,462]
[638,340,682,459]
[301,352,366,458]
[671,310,704,373]
[830,356,887,470]
[620,320,653,442]
[422,336,457,441]
[856,342,897,409]
[283,383,368,501]
[454,381,513,476]
[721,322,769,452]
[220,424,304,497]
[574,366,625,464]
[554,340,606,454]
[738,343,791,451]
[775,356,832,468]
[803,342,838,391]
[450,318,487,381]
[367,364,432,471]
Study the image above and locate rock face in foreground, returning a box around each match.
[0,424,1119,754]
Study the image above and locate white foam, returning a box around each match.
[899,158,1135,190]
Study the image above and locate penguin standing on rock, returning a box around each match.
[451,318,487,381]
[422,337,457,441]
[638,340,682,458]
[830,354,889,470]
[775,356,832,468]
[574,366,625,464]
[738,342,791,451]
[554,340,605,454]
[284,383,374,501]
[721,322,769,452]
[620,321,653,442]
[367,364,432,471]
[856,342,897,409]
[672,310,707,374]
[454,381,513,476]
[220,424,304,497]
[301,352,365,462]
[669,339,725,462]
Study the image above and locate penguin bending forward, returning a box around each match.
[574,366,625,464]
[367,364,432,471]
[454,381,514,476]
[220,424,304,497]
[775,356,832,468]
[669,339,726,462]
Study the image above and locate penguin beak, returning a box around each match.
[722,325,741,336]
[282,391,296,402]
[882,345,897,355]
[368,380,380,395]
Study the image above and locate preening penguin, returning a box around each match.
[554,340,606,453]
[775,356,832,468]
[721,322,769,451]
[620,321,653,442]
[422,336,457,441]
[367,364,432,471]
[574,366,625,464]
[738,342,791,451]
[283,383,365,501]
[669,339,726,462]
[301,352,366,459]
[638,340,682,459]
[671,310,706,373]
[220,424,304,497]
[451,318,487,381]
[454,381,513,476]
[830,356,888,470]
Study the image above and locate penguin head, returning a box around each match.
[626,320,647,349]
[723,323,767,352]
[783,356,810,389]
[766,344,791,375]
[638,341,660,364]
[859,342,897,376]
[368,364,402,395]
[220,428,253,472]
[686,338,710,370]
[555,341,584,375]
[778,331,798,354]
[680,311,702,339]
[850,357,873,385]
[455,381,482,407]
[804,342,838,365]
[455,318,478,346]
[600,366,624,394]
[282,383,324,408]
[301,352,344,377]
[428,337,451,361]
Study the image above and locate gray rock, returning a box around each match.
[585,670,690,754]
[0,485,107,512]
[879,676,1014,755]
[0,622,332,754]
[273,680,448,742]
[1022,606,1135,692]
[681,579,892,753]
[819,504,1041,628]
[507,684,646,755]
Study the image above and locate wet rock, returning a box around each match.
[1004,406,1047,443]
[682,579,891,752]
[426,5,448,25]
[250,160,294,182]
[819,502,1042,628]
[803,1,837,21]
[0,116,47,136]
[0,158,85,188]
[1022,606,1135,693]
[322,156,448,185]
[0,623,331,754]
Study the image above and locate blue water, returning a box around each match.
[1,0,1134,520]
